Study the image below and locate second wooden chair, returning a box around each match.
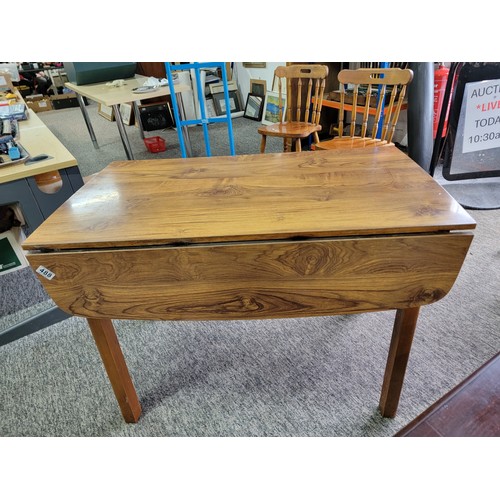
[258,64,329,153]
[314,67,413,150]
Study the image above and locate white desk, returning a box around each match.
[1,101,82,229]
[65,74,192,159]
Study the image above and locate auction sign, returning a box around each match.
[463,78,500,153]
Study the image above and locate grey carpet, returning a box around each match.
[0,267,48,316]
[1,103,499,436]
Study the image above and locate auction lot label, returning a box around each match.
[463,78,500,153]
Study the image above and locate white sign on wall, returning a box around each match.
[462,78,500,153]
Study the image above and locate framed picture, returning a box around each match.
[98,103,115,121]
[243,63,266,68]
[262,91,286,125]
[119,102,134,125]
[249,79,267,97]
[209,80,238,95]
[204,98,217,118]
[243,93,264,121]
[212,90,242,116]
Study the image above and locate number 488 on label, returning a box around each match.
[36,265,55,280]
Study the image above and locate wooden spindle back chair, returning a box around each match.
[258,64,329,153]
[314,67,413,150]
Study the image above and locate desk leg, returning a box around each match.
[113,105,135,160]
[0,305,71,347]
[379,307,420,418]
[76,93,99,149]
[87,318,141,423]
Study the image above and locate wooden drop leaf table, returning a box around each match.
[22,146,476,423]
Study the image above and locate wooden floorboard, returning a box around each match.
[395,352,500,437]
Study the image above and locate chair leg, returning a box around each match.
[295,139,301,152]
[260,135,267,154]
[313,132,320,146]
[283,138,289,152]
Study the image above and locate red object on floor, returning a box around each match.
[144,136,166,153]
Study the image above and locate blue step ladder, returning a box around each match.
[165,62,236,158]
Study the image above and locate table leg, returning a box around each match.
[87,318,141,423]
[112,105,135,160]
[379,307,420,418]
[76,93,99,149]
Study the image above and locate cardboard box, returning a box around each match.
[25,95,53,113]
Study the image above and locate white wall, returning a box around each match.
[232,62,285,103]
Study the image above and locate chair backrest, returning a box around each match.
[274,64,329,124]
[336,67,413,142]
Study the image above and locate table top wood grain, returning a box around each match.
[23,146,476,251]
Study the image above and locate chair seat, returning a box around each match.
[258,122,322,139]
[313,137,391,150]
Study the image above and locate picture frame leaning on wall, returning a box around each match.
[212,90,242,116]
[243,93,264,121]
[261,90,286,126]
[249,78,267,97]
